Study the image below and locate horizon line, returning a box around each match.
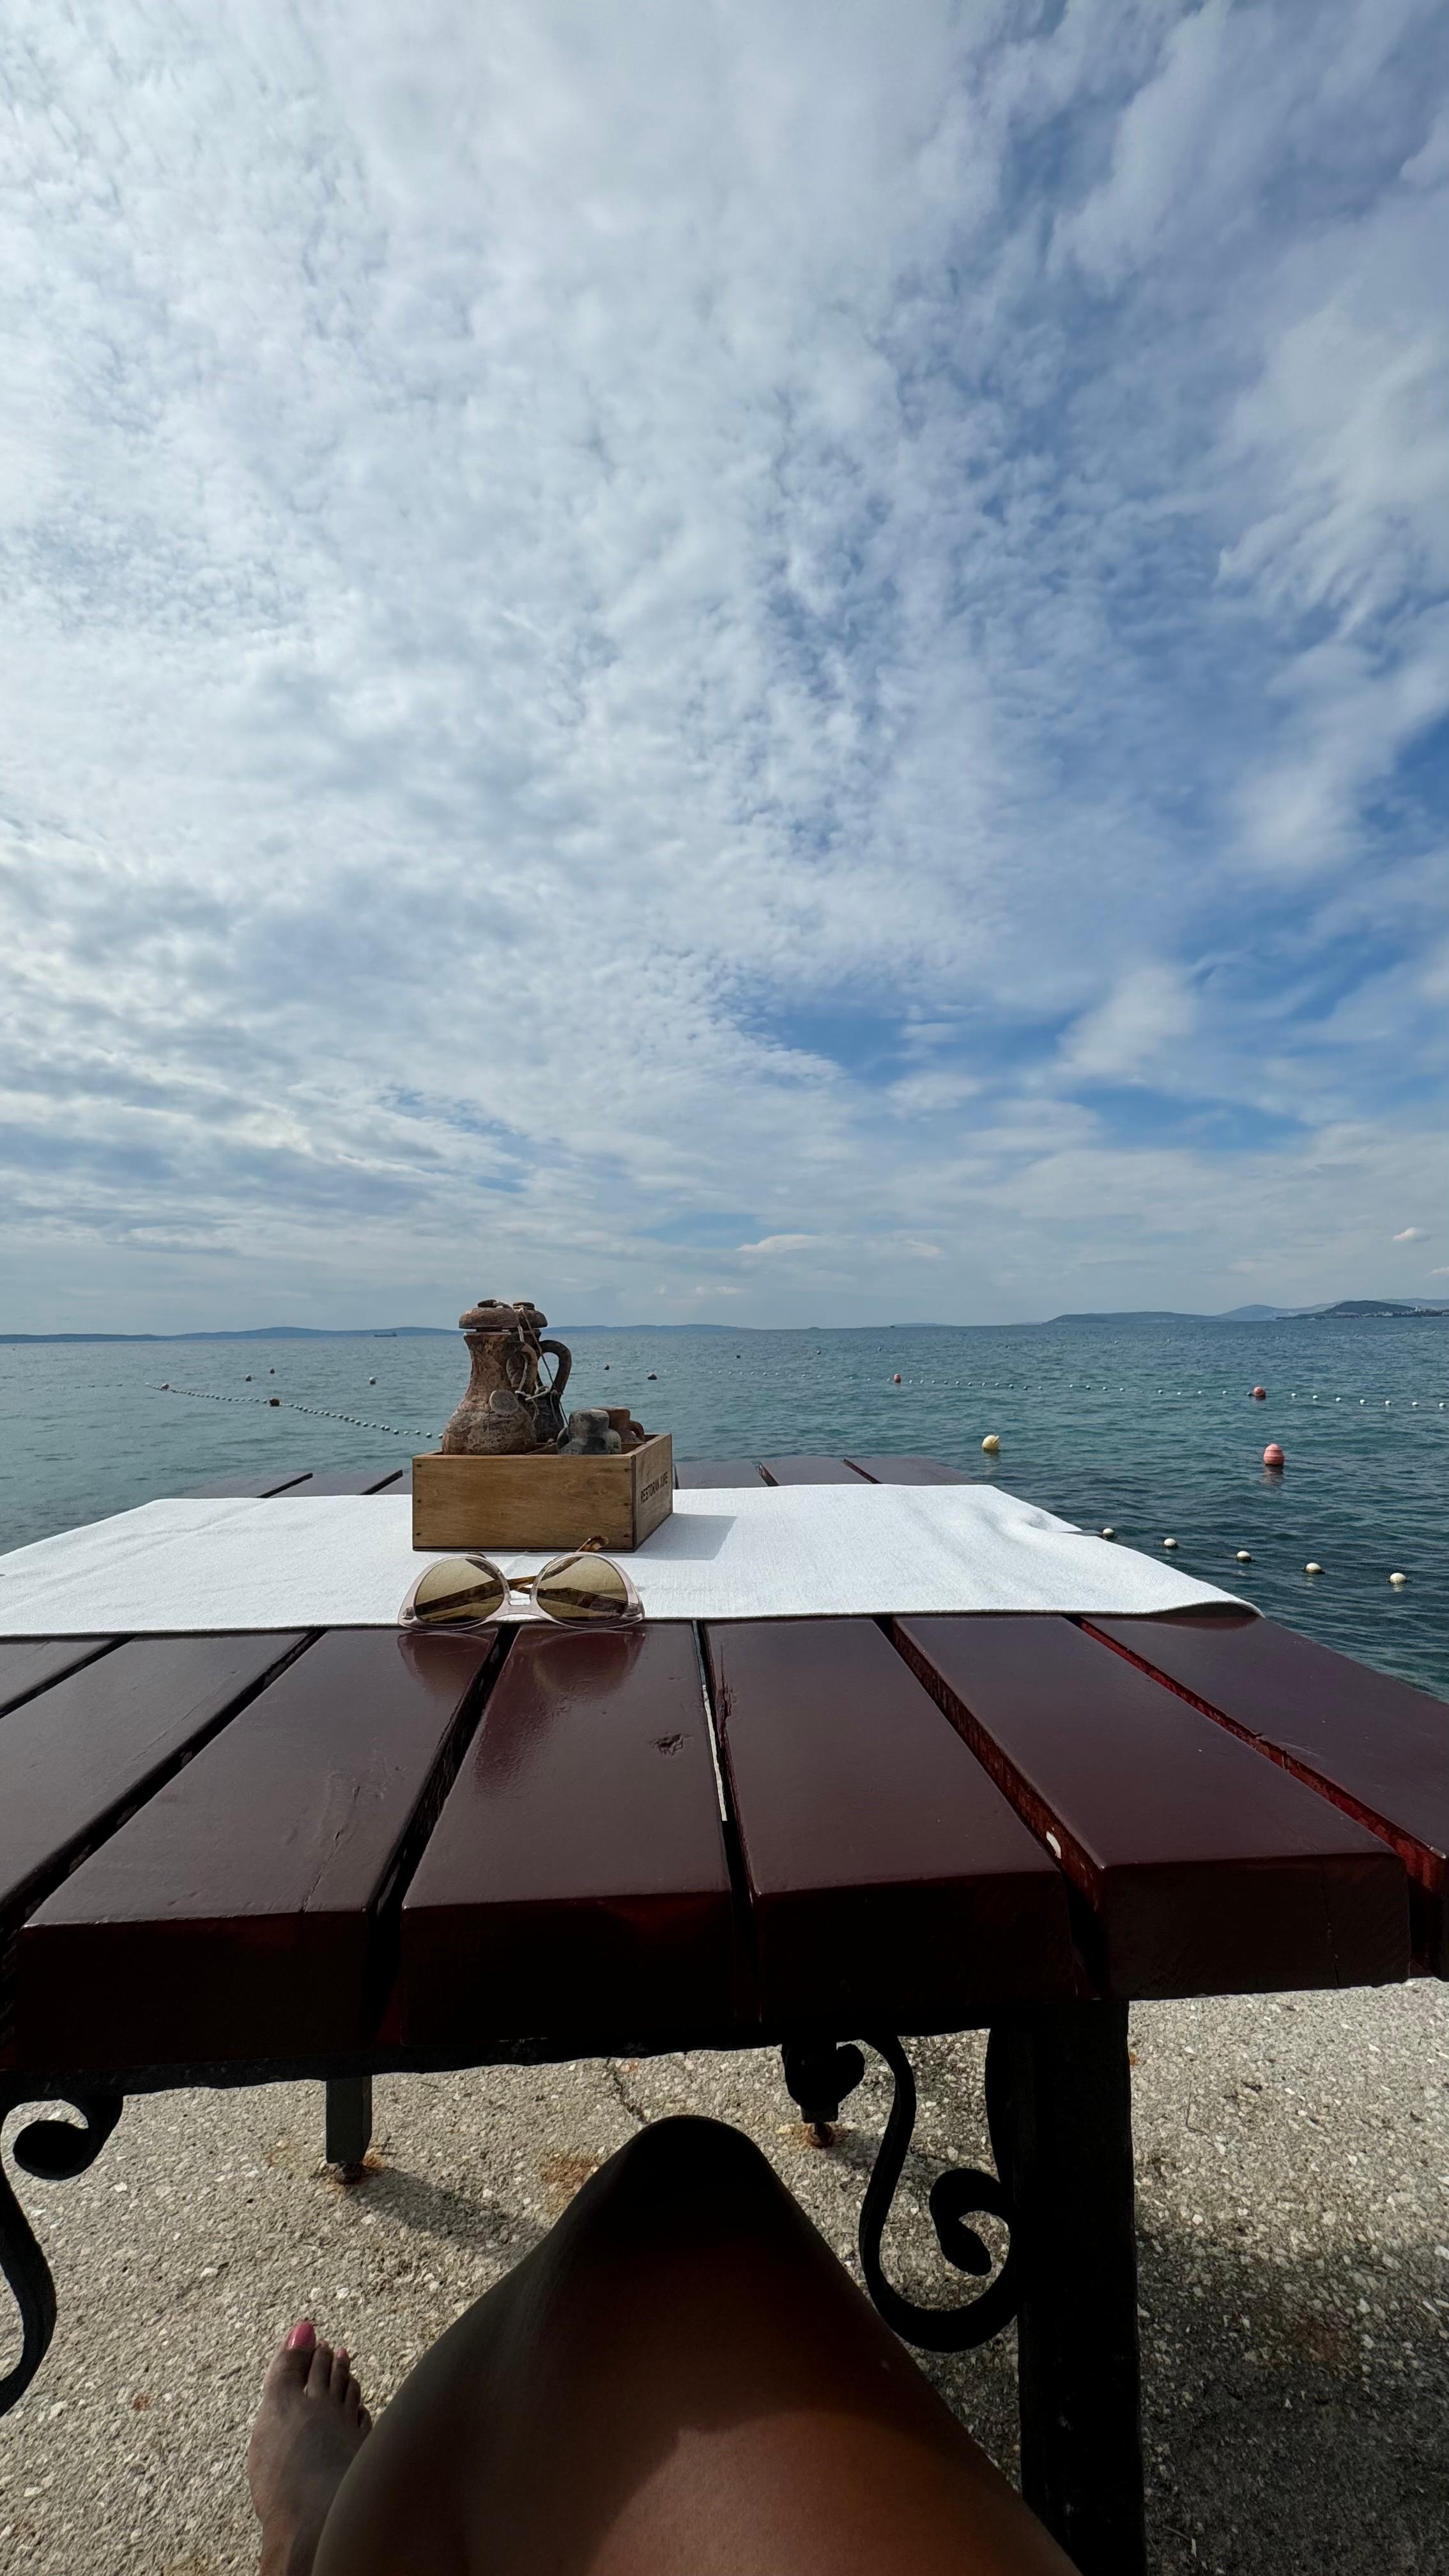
[3,1297,1445,1345]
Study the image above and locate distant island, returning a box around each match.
[0,1324,457,1344]
[1046,1299,1446,1325]
[2,1297,1445,1344]
[1302,1299,1447,1320]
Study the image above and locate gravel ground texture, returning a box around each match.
[2,1983,1446,2574]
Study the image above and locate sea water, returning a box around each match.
[1,1315,1445,1697]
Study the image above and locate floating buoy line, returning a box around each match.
[156,1385,431,1440]
[878,1376,1445,1407]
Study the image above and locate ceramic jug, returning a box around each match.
[439,1298,572,1455]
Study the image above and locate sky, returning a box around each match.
[2,0,1447,1333]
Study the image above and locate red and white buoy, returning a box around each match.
[1252,1384,1267,1400]
[892,1372,901,1384]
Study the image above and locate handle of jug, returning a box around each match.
[539,1338,572,1401]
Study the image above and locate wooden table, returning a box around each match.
[3,1454,1446,2576]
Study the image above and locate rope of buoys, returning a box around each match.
[156,1385,422,1439]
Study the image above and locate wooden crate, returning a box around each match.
[411,1434,674,1554]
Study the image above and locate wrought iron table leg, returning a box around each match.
[781,2035,1018,2351]
[990,2002,1145,2576]
[325,2076,372,2174]
[0,2088,123,2416]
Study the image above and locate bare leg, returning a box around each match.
[302,2115,1073,2576]
[248,2319,372,2576]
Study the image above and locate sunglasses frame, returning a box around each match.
[399,1543,643,1632]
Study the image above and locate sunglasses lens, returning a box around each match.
[533,1552,634,1623]
[408,1557,508,1626]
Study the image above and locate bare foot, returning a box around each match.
[248,2320,372,2576]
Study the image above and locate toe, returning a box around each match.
[342,2371,364,2421]
[307,2339,335,2396]
[358,2405,373,2437]
[330,2344,351,2398]
[263,2319,316,2395]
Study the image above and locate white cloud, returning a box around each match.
[0,1,1445,1327]
[1393,1227,1425,1241]
[1058,965,1196,1085]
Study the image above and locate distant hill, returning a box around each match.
[1046,1309,1215,1324]
[1047,1300,1445,1325]
[1310,1300,1446,1320]
[1047,1305,1308,1324]
[5,1301,1445,1346]
[0,1325,456,1344]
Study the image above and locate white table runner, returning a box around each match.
[0,1483,1246,1634]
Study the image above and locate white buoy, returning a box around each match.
[1389,1570,1407,1588]
[1236,1549,1252,1562]
[1163,1536,1178,1550]
[981,1432,1000,1454]
[1101,1526,1116,1538]
[1305,1562,1322,1576]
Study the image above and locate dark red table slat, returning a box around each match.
[14,1630,495,2067]
[0,1634,304,1937]
[894,1617,1408,2000]
[705,1620,1074,2030]
[188,1468,314,1496]
[674,1459,768,1487]
[845,1455,972,1484]
[274,1466,404,1494]
[0,1637,116,1719]
[758,1457,870,1485]
[390,1625,740,2050]
[1089,1614,1449,1972]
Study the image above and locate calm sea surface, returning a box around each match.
[1,1316,1446,1696]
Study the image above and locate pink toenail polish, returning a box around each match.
[286,2320,316,2352]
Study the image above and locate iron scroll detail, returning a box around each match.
[781,2034,1018,2354]
[0,2089,123,2415]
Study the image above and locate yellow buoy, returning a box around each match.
[981,1432,1000,1454]
[1389,1570,1407,1588]
[1163,1536,1178,1550]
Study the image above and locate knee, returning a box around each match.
[597,2115,781,2238]
[623,2113,772,2184]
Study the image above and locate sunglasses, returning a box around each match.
[400,1541,643,1632]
